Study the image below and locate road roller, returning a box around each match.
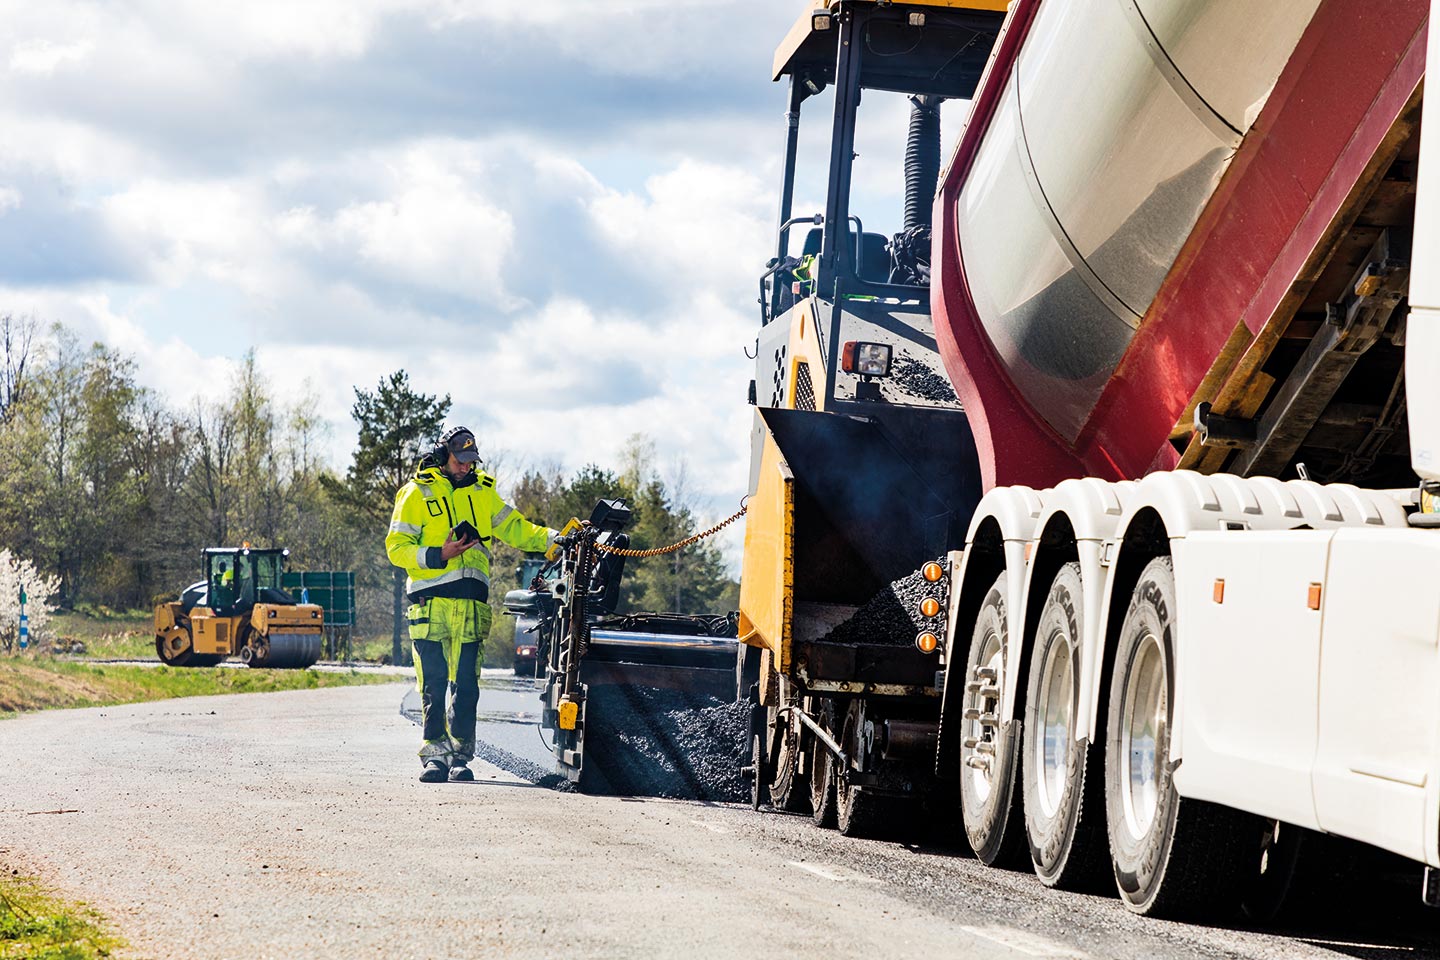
[154,546,324,669]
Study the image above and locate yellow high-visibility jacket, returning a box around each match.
[386,465,555,603]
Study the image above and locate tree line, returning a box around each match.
[0,315,740,644]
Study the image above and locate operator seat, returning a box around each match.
[800,227,893,284]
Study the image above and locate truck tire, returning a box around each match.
[767,704,810,814]
[809,699,837,828]
[1023,562,1108,890]
[960,572,1027,866]
[834,707,884,838]
[836,781,883,838]
[1105,556,1254,919]
[750,730,769,810]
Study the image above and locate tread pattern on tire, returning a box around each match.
[769,705,810,814]
[1105,556,1256,920]
[809,700,837,828]
[961,572,1028,867]
[1023,561,1110,891]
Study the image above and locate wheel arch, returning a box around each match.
[1021,478,1137,745]
[936,486,1045,782]
[1016,513,1078,736]
[1088,505,1172,756]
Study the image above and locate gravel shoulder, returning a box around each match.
[3,685,1439,960]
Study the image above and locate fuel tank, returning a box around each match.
[933,0,1427,488]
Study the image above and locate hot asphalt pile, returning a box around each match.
[473,739,576,792]
[891,354,958,404]
[816,564,947,647]
[581,685,749,802]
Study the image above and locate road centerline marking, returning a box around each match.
[689,819,730,834]
[786,861,880,883]
[960,925,1090,959]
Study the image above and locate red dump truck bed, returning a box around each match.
[933,0,1427,492]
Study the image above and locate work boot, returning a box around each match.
[419,759,448,783]
[448,764,475,782]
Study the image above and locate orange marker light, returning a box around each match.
[1307,582,1322,610]
[922,562,944,583]
[915,632,939,654]
[1213,579,1225,604]
[920,597,941,618]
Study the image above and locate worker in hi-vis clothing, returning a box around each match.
[386,426,558,783]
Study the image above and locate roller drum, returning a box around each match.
[247,632,322,669]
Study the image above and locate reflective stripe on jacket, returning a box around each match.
[386,465,556,602]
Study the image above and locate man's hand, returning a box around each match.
[440,529,478,561]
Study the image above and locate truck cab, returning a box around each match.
[503,556,548,677]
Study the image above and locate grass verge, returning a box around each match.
[50,608,523,668]
[47,612,154,661]
[0,872,121,960]
[0,660,403,719]
[353,614,520,669]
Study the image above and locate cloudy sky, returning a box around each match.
[0,1,962,565]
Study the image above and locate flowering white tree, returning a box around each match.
[0,549,60,652]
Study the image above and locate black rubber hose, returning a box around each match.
[903,95,943,232]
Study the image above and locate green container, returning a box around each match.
[281,571,356,627]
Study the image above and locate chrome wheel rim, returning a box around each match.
[1121,632,1166,838]
[1036,631,1073,819]
[965,629,1004,803]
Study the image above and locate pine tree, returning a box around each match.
[324,371,451,664]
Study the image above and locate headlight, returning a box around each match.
[841,341,892,377]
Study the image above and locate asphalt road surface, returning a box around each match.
[3,681,1439,960]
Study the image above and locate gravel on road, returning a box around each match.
[5,685,1440,960]
[579,685,748,802]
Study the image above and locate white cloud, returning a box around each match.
[101,179,275,293]
[587,159,772,296]
[327,149,519,308]
[8,38,93,75]
[426,0,771,76]
[88,140,523,329]
[0,1,814,573]
[157,1,403,61]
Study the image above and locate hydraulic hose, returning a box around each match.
[903,95,942,231]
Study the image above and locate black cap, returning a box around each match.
[443,427,480,463]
